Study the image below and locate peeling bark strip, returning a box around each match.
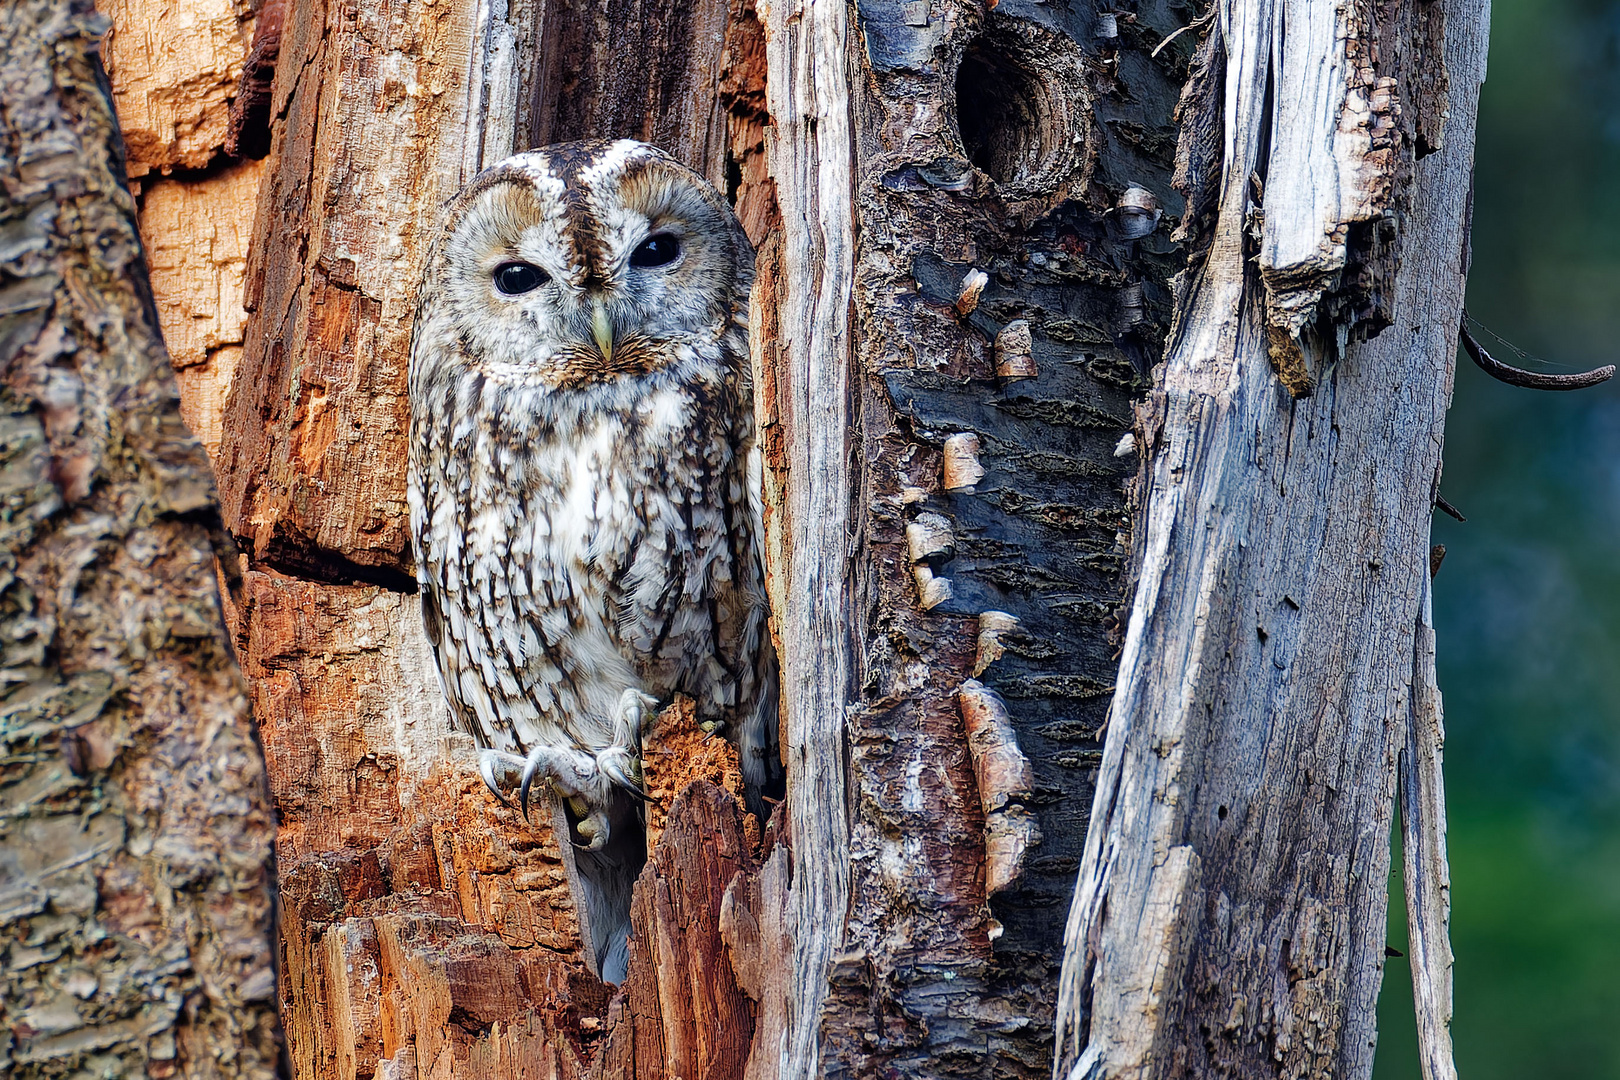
[958,681,1040,896]
[1054,0,1487,1076]
[1402,575,1456,1080]
[0,5,277,1077]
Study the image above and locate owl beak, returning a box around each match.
[590,298,614,363]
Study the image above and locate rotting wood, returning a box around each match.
[138,160,262,462]
[100,0,259,472]
[638,697,749,853]
[1054,0,1486,1075]
[89,0,1495,1073]
[226,0,284,159]
[215,0,548,588]
[817,0,1188,1074]
[591,783,760,1080]
[137,0,795,1073]
[0,6,277,1076]
[232,566,608,1073]
[99,0,252,179]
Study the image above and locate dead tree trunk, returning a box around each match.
[0,5,278,1077]
[1054,0,1484,1076]
[98,0,1488,1074]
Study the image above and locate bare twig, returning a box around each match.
[1460,321,1614,391]
[1150,8,1215,58]
[1434,494,1466,522]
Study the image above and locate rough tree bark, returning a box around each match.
[0,5,277,1078]
[95,0,1486,1075]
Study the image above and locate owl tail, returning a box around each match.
[739,643,784,819]
[557,790,644,984]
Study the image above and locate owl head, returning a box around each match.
[416,140,753,391]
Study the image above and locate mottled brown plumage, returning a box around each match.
[406,140,778,981]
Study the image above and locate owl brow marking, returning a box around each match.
[546,141,657,288]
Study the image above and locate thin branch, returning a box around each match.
[1151,8,1215,58]
[1460,321,1615,391]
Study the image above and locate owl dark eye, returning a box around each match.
[493,261,548,295]
[629,233,682,269]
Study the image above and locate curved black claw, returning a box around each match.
[477,752,515,809]
[518,762,537,822]
[1461,322,1615,391]
[601,755,648,801]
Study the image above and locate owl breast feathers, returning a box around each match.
[406,141,779,977]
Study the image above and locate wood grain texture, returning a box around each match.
[233,569,609,1075]
[98,0,252,177]
[1402,574,1455,1080]
[185,1,793,1075]
[216,0,545,587]
[0,6,277,1075]
[530,0,732,189]
[593,783,760,1080]
[1054,0,1485,1074]
[754,0,861,1074]
[138,159,261,462]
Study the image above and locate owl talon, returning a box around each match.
[613,689,659,746]
[478,749,526,807]
[598,748,646,800]
[518,759,539,821]
[575,810,611,851]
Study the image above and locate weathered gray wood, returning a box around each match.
[1054,0,1487,1074]
[0,5,278,1076]
[1403,575,1456,1080]
[754,0,859,1075]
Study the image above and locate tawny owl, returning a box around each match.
[406,139,779,982]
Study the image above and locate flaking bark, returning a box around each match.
[0,5,277,1076]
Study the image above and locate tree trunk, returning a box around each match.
[1054,0,1482,1075]
[0,4,278,1077]
[93,0,1488,1075]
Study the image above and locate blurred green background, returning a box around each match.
[1375,0,1620,1076]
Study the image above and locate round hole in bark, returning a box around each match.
[953,20,1090,198]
